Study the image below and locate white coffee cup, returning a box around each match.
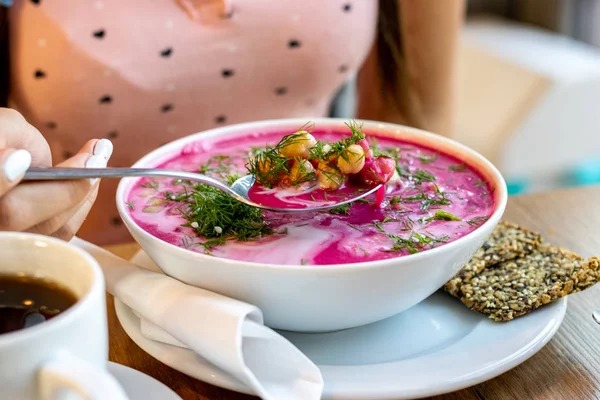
[0,232,128,400]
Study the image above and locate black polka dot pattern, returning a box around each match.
[160,48,173,57]
[34,70,46,79]
[288,40,301,49]
[343,3,352,12]
[338,64,349,73]
[99,95,112,104]
[215,115,227,124]
[221,69,234,78]
[46,122,57,129]
[30,0,40,5]
[107,131,118,139]
[275,87,288,96]
[93,29,105,39]
[111,216,123,226]
[161,104,174,113]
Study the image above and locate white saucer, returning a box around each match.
[107,361,181,400]
[115,251,567,400]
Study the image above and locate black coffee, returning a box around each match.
[0,274,78,334]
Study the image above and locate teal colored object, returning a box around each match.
[506,179,527,196]
[570,160,600,186]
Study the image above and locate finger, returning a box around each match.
[24,139,113,236]
[0,108,51,166]
[50,183,100,241]
[26,179,100,238]
[0,149,31,198]
[0,140,110,231]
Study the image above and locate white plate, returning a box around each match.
[115,251,567,400]
[107,361,181,400]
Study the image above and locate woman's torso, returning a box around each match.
[8,0,377,244]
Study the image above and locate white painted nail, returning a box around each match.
[93,139,113,160]
[85,154,107,169]
[86,154,107,185]
[4,149,32,182]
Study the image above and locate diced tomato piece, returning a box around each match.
[349,156,396,186]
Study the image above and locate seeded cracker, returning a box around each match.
[458,245,600,321]
[444,222,542,297]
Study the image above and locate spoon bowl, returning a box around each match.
[23,167,382,213]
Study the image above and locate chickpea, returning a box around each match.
[337,144,365,174]
[257,158,272,176]
[289,159,315,184]
[279,131,317,159]
[317,160,344,190]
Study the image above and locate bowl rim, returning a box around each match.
[116,117,507,271]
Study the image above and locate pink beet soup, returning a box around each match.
[126,128,495,265]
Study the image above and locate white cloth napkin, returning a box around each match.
[72,238,324,400]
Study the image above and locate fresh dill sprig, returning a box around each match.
[466,216,489,227]
[126,200,135,210]
[328,202,352,215]
[175,182,274,252]
[448,164,468,172]
[425,209,461,222]
[414,153,438,164]
[403,185,451,210]
[396,165,436,185]
[383,231,449,254]
[140,179,159,190]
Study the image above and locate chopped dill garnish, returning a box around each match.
[372,221,386,233]
[448,164,468,172]
[390,196,401,206]
[328,202,351,215]
[426,210,462,222]
[347,223,362,231]
[403,185,451,210]
[225,173,241,186]
[466,216,489,227]
[141,179,159,190]
[415,153,438,164]
[300,259,309,265]
[175,182,274,252]
[383,231,449,254]
[475,179,487,188]
[356,198,370,204]
[199,155,232,178]
[396,165,436,185]
[126,200,135,210]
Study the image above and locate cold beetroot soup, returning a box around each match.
[126,125,495,266]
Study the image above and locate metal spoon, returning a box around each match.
[23,167,382,213]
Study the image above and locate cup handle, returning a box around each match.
[37,351,128,400]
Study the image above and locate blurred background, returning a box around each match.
[334,0,600,196]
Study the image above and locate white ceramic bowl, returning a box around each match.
[116,118,507,332]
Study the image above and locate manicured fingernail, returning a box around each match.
[4,149,31,182]
[85,154,107,169]
[93,139,113,160]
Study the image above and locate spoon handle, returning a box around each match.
[23,167,232,192]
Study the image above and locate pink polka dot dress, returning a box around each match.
[7,0,377,244]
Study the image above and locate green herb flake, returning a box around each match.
[466,216,489,227]
[328,203,351,215]
[426,210,462,222]
[126,200,135,210]
[416,153,438,164]
[448,164,468,172]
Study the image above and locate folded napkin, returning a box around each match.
[72,238,324,400]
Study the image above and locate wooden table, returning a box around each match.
[105,185,600,400]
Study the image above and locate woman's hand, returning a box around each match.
[0,108,113,240]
